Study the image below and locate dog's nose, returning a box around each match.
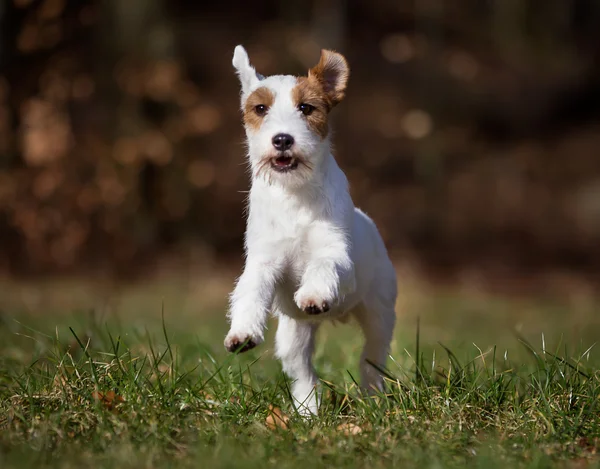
[272,133,294,151]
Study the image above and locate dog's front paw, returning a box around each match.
[224,331,261,353]
[303,299,330,315]
[295,286,335,315]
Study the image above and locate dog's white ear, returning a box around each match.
[232,45,263,95]
[308,49,349,107]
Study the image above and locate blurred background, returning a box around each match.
[0,0,599,303]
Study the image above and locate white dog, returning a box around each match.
[224,45,397,415]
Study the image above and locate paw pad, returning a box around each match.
[224,335,257,353]
[304,301,330,315]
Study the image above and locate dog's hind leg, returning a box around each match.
[275,313,320,415]
[354,301,396,393]
[353,269,397,393]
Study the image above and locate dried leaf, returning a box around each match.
[265,405,289,430]
[336,422,362,435]
[578,437,599,454]
[53,372,68,388]
[92,390,125,411]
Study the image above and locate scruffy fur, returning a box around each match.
[225,45,397,415]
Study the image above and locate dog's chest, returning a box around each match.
[248,186,323,241]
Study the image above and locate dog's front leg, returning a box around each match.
[224,256,281,353]
[294,224,355,314]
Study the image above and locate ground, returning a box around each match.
[1,269,600,468]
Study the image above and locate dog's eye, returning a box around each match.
[298,103,315,116]
[254,104,268,116]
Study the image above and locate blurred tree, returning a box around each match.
[98,0,179,255]
[0,0,599,277]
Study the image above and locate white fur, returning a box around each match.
[232,45,262,96]
[226,46,397,415]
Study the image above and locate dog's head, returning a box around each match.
[232,45,349,187]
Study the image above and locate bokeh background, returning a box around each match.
[1,0,599,303]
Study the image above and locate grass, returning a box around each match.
[1,274,600,468]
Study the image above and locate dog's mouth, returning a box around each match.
[270,155,298,172]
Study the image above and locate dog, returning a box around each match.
[224,45,397,415]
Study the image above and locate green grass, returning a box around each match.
[1,276,600,468]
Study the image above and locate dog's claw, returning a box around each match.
[304,301,330,315]
[225,336,257,353]
[305,304,321,315]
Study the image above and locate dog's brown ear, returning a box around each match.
[308,49,349,107]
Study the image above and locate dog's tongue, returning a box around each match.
[275,156,293,167]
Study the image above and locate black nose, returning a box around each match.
[272,133,294,151]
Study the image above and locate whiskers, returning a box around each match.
[297,158,313,172]
[255,158,274,184]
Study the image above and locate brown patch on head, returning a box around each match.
[308,50,349,107]
[243,87,275,131]
[292,77,330,138]
[292,49,350,139]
